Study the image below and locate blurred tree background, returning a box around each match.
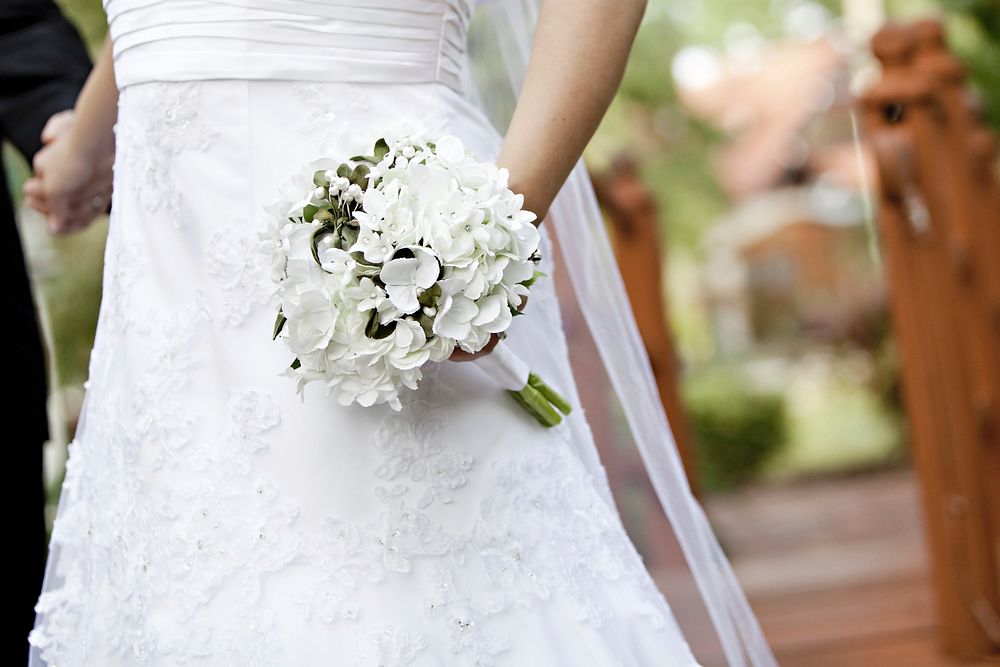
[4,0,997,494]
[591,0,996,490]
[930,0,1000,129]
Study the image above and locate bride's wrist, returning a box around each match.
[66,120,116,165]
[505,177,549,227]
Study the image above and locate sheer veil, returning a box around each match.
[465,2,777,665]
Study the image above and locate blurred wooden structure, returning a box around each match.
[702,468,1000,666]
[860,19,1000,660]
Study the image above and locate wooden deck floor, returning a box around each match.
[694,469,1000,666]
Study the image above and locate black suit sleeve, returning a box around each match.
[0,0,94,160]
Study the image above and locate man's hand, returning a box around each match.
[22,109,114,235]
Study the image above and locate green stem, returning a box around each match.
[507,374,573,428]
[527,373,572,415]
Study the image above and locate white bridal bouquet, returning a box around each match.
[266,131,572,427]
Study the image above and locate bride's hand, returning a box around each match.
[23,110,115,235]
[448,295,528,362]
[449,333,502,362]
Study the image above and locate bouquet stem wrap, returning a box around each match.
[473,341,571,427]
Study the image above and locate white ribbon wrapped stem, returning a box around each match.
[471,340,530,391]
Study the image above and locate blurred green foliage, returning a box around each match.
[889,0,1000,129]
[54,0,106,52]
[938,0,1000,129]
[684,369,787,491]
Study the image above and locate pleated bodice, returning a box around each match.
[103,0,475,92]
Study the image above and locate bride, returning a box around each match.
[24,0,776,665]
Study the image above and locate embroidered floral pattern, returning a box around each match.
[117,81,217,226]
[425,562,512,666]
[292,498,453,624]
[354,625,429,666]
[99,234,141,334]
[373,365,476,509]
[206,217,274,327]
[31,295,301,666]
[294,81,374,136]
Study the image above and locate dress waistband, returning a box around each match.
[104,0,473,93]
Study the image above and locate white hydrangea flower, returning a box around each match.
[379,246,440,314]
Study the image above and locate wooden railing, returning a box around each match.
[861,19,1000,659]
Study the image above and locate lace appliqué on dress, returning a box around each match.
[30,292,299,665]
[354,625,430,667]
[294,81,374,136]
[117,81,217,226]
[358,369,668,667]
[373,364,476,509]
[206,217,275,327]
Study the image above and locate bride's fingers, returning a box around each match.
[48,210,92,235]
[48,197,108,235]
[44,196,88,234]
[449,333,502,362]
[25,196,52,215]
[22,178,53,214]
[40,110,75,145]
[22,176,45,199]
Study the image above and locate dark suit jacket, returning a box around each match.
[1,1,93,157]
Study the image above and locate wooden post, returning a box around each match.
[912,19,1000,452]
[913,17,1000,588]
[862,23,1000,658]
[968,109,1000,577]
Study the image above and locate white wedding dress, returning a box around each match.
[28,1,704,665]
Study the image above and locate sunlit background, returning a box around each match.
[5,0,999,665]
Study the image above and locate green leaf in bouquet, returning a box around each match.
[350,250,377,265]
[350,252,382,278]
[509,305,524,317]
[349,163,370,188]
[336,163,353,179]
[417,283,442,309]
[417,312,435,338]
[290,358,301,370]
[520,269,547,288]
[273,311,287,339]
[302,204,319,222]
[374,138,390,161]
[365,311,397,339]
[340,224,359,250]
[311,225,339,267]
[313,207,334,224]
[312,170,330,187]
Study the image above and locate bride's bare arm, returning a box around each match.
[453,0,643,362]
[23,37,118,233]
[497,0,647,223]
